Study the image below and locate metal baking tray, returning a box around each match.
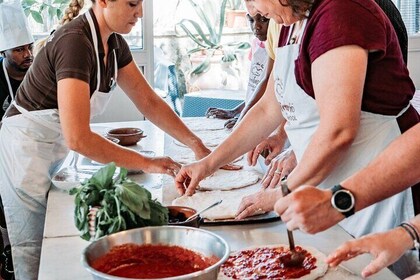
[203,211,280,226]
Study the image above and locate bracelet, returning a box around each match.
[400,222,420,250]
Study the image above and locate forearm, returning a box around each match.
[119,61,206,153]
[71,131,150,171]
[206,97,280,170]
[341,124,420,211]
[141,93,204,151]
[238,58,274,122]
[287,126,355,190]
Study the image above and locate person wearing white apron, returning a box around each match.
[0,0,34,118]
[0,2,211,279]
[272,19,416,277]
[174,0,418,277]
[206,12,270,129]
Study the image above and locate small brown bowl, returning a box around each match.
[106,127,145,146]
[167,206,201,228]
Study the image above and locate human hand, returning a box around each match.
[206,107,236,119]
[261,149,297,189]
[143,156,182,177]
[274,185,343,233]
[174,160,215,196]
[247,135,286,167]
[326,227,413,278]
[224,117,238,130]
[193,145,211,161]
[236,188,282,219]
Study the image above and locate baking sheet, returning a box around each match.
[203,211,280,226]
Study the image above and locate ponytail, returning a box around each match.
[60,0,85,25]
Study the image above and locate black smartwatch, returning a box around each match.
[330,184,355,218]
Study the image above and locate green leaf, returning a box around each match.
[116,181,151,219]
[56,9,62,20]
[190,53,213,76]
[91,163,117,189]
[30,10,43,24]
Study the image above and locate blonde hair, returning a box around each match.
[33,0,85,56]
[60,0,85,25]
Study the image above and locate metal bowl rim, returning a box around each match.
[81,225,230,280]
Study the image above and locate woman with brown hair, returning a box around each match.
[0,0,210,278]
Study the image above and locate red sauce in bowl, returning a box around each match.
[92,243,217,279]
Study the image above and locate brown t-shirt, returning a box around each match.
[6,9,132,117]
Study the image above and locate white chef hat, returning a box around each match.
[0,0,34,52]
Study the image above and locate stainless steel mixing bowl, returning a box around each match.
[82,226,230,280]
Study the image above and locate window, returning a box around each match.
[26,0,153,83]
[392,0,420,35]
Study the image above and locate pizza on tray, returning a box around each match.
[218,244,328,280]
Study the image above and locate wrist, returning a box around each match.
[330,184,355,218]
[399,222,420,250]
[396,226,419,251]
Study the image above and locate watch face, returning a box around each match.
[334,191,353,211]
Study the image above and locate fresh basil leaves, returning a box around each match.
[69,163,168,241]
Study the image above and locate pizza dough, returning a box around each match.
[173,129,229,147]
[172,184,260,220]
[218,244,328,280]
[182,117,226,131]
[198,169,259,191]
[173,152,244,165]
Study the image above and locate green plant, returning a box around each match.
[70,163,168,241]
[175,0,250,75]
[21,0,69,24]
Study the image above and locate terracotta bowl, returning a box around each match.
[106,127,145,146]
[167,206,201,228]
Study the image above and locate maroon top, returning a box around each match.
[278,0,419,132]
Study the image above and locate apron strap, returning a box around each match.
[12,101,62,133]
[85,11,101,93]
[86,12,119,92]
[2,60,15,101]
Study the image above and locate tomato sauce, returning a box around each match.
[221,246,317,279]
[92,243,217,279]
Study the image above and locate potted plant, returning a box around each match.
[175,0,250,89]
[225,0,247,28]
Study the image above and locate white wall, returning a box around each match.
[408,35,420,89]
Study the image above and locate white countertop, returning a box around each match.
[38,119,399,280]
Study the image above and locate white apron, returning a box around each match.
[246,40,268,102]
[2,59,15,113]
[274,20,414,238]
[0,11,117,280]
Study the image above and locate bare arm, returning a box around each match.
[327,214,420,278]
[57,78,180,175]
[286,45,367,190]
[237,57,274,123]
[117,61,210,159]
[343,122,420,211]
[273,123,420,234]
[175,71,282,194]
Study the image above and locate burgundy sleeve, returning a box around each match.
[307,0,388,63]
